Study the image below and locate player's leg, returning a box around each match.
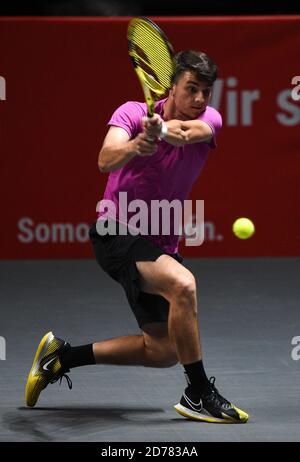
[136,254,202,365]
[135,255,249,423]
[92,321,177,368]
[140,321,178,368]
[24,324,177,408]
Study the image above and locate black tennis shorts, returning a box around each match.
[89,222,183,329]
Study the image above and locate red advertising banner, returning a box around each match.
[0,16,299,258]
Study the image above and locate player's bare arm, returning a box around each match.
[164,119,213,146]
[98,126,158,172]
[143,114,213,147]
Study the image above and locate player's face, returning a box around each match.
[171,71,212,120]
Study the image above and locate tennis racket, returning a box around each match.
[127,17,175,118]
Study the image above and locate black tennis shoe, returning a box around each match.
[174,376,249,423]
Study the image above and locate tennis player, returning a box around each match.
[25,50,249,423]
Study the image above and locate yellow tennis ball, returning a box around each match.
[232,217,255,239]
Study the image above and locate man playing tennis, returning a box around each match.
[25,50,249,423]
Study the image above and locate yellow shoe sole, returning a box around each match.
[25,331,54,407]
[174,403,249,424]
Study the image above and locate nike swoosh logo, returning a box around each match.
[184,393,203,412]
[42,357,56,371]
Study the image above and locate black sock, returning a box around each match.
[60,344,96,369]
[183,360,210,395]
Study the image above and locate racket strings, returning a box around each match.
[132,42,172,75]
[128,22,174,90]
[130,42,160,75]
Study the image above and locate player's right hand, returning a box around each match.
[133,132,158,156]
[142,114,163,139]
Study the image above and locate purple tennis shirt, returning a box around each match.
[97,98,222,253]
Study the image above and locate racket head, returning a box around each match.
[127,17,175,117]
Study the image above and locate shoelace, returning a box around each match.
[50,371,73,390]
[42,351,73,390]
[205,377,231,408]
[184,373,232,409]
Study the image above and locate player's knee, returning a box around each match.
[171,274,196,302]
[153,350,178,368]
[144,340,178,368]
[158,355,178,368]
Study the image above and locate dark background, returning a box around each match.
[0,0,300,16]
